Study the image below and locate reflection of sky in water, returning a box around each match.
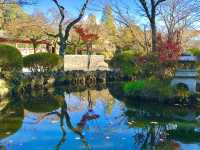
[0,91,200,150]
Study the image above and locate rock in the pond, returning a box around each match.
[6,132,11,135]
[0,79,9,98]
[51,120,59,124]
[0,100,9,111]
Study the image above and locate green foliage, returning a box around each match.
[139,53,177,79]
[110,50,140,77]
[188,48,200,73]
[23,53,60,73]
[167,128,200,143]
[111,51,176,79]
[123,80,145,93]
[123,78,174,101]
[139,54,160,78]
[188,48,200,56]
[0,45,23,81]
[0,45,23,71]
[102,5,116,35]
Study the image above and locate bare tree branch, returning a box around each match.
[52,0,90,58]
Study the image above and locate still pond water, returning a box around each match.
[0,85,200,150]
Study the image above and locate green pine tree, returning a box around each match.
[101,5,116,36]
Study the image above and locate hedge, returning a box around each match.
[0,45,23,82]
[0,44,23,72]
[23,53,60,73]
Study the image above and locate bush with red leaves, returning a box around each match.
[157,33,182,63]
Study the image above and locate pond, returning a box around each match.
[0,85,200,150]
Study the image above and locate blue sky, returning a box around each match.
[23,0,103,18]
[24,0,87,13]
[22,0,146,27]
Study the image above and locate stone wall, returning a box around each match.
[64,55,109,71]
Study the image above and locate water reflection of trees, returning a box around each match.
[2,83,200,149]
[22,91,60,113]
[124,100,200,149]
[0,100,24,140]
[72,89,115,114]
[0,144,6,150]
[34,90,101,150]
[55,98,91,150]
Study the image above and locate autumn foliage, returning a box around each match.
[74,25,99,42]
[157,33,182,63]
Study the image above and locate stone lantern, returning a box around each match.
[171,53,198,92]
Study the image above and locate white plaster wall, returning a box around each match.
[64,55,109,71]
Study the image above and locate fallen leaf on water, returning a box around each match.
[150,122,158,124]
[51,120,59,124]
[75,137,80,140]
[128,122,132,125]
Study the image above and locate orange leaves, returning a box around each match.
[74,25,99,42]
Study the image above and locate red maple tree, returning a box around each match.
[74,25,99,42]
[157,33,182,63]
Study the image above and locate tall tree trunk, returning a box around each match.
[151,21,157,51]
[52,0,90,58]
[138,0,166,52]
[31,39,37,54]
[59,39,66,57]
